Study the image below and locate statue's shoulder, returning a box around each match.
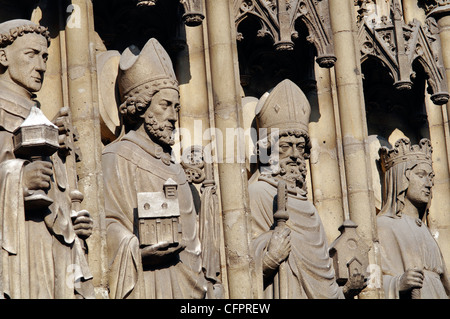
[102,138,134,156]
[0,95,30,133]
[376,213,398,231]
[249,177,275,193]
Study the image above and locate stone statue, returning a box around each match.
[377,138,450,299]
[249,79,365,299]
[102,38,208,299]
[0,19,94,299]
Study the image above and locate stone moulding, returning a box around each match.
[358,2,449,105]
[233,0,336,68]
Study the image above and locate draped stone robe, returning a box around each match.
[249,176,344,299]
[378,214,450,299]
[0,82,93,299]
[102,130,207,299]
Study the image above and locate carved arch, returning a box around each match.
[358,16,449,105]
[233,0,336,68]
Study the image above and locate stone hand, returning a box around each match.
[266,226,291,265]
[342,272,367,299]
[72,209,93,240]
[22,160,53,193]
[52,107,70,148]
[141,241,186,267]
[399,268,424,292]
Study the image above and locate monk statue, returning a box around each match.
[0,19,94,299]
[378,138,450,298]
[102,38,209,299]
[249,79,365,299]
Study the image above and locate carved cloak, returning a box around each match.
[0,85,93,299]
[102,131,207,299]
[249,177,344,299]
[377,159,450,299]
[378,214,450,299]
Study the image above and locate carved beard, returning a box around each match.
[144,113,175,146]
[272,156,307,189]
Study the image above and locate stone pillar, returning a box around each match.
[204,0,254,298]
[402,0,426,23]
[176,24,211,151]
[64,0,108,298]
[431,5,450,159]
[308,64,346,244]
[423,4,450,272]
[329,0,383,298]
[175,20,229,298]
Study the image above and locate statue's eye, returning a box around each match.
[25,51,35,58]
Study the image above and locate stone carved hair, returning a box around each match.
[118,84,157,126]
[118,79,180,128]
[0,23,50,48]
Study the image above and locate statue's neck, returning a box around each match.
[401,198,426,220]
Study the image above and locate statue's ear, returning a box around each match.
[0,49,8,68]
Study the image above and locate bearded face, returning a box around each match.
[269,134,308,189]
[143,88,180,147]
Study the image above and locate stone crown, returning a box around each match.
[379,138,433,171]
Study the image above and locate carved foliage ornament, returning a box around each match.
[358,0,449,105]
[234,0,336,68]
[136,0,204,26]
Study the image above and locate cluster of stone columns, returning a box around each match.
[420,1,450,279]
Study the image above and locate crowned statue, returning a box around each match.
[377,138,450,299]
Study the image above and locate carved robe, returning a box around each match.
[377,159,450,299]
[102,130,207,299]
[249,176,344,299]
[378,214,450,299]
[0,81,94,299]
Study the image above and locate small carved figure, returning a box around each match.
[102,38,209,299]
[249,79,365,299]
[378,138,450,299]
[0,19,94,299]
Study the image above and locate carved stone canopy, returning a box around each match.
[358,0,449,105]
[234,0,336,68]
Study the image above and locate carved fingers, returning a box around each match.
[342,272,368,299]
[399,268,424,292]
[140,241,186,267]
[22,160,53,192]
[72,209,93,240]
[266,226,291,265]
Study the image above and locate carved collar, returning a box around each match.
[0,81,37,133]
[121,130,174,166]
[0,79,36,101]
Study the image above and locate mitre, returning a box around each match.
[255,79,311,141]
[118,38,178,101]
